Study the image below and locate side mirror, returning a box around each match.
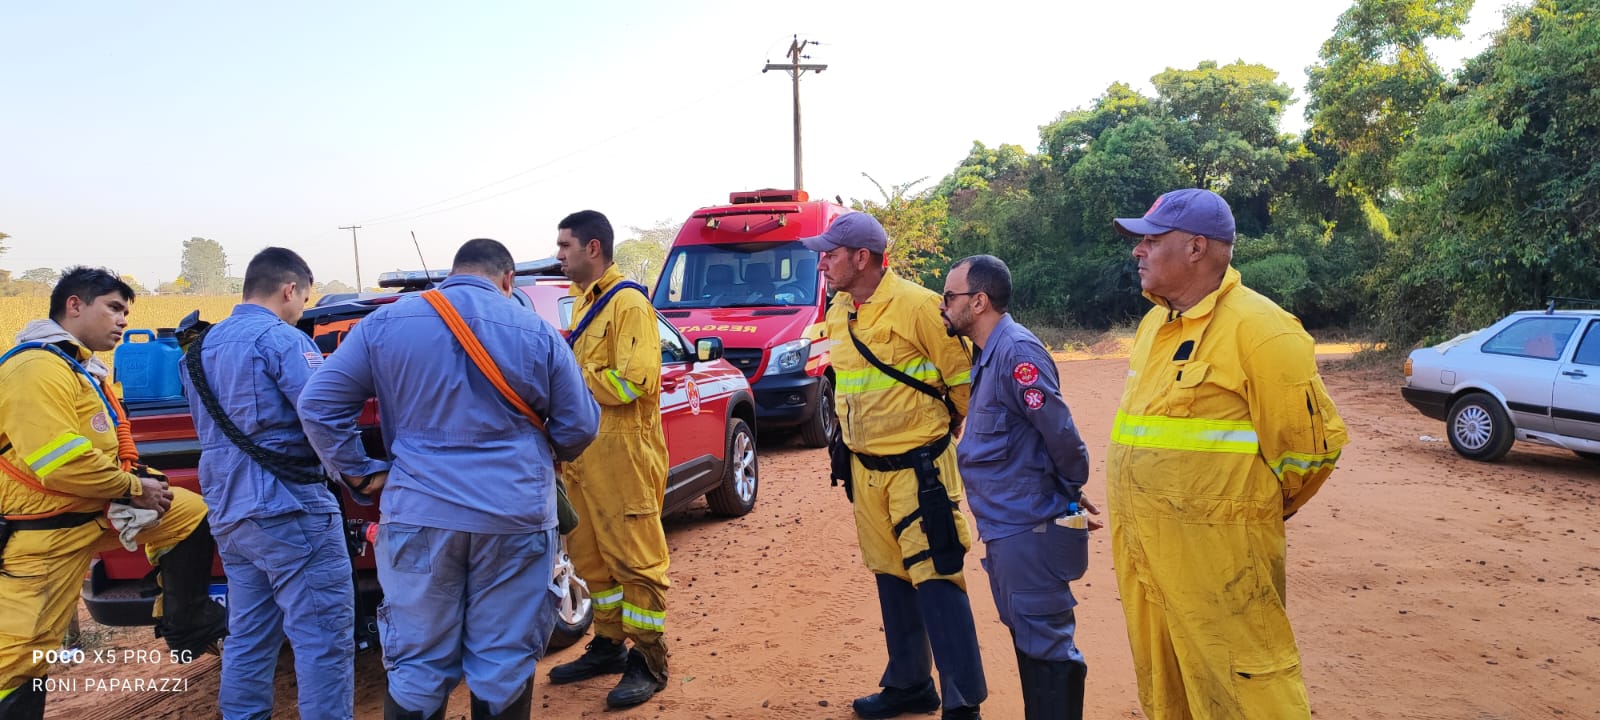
[696,337,724,362]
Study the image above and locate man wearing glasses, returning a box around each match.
[1108,188,1346,719]
[942,254,1098,720]
[804,212,986,720]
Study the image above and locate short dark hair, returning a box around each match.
[49,267,135,322]
[242,247,314,299]
[558,210,615,261]
[451,238,515,277]
[953,254,1011,314]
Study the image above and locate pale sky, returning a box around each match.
[1,0,1517,288]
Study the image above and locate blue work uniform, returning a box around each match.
[298,274,600,717]
[956,314,1090,666]
[182,303,379,720]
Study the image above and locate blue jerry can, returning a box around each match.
[114,329,185,402]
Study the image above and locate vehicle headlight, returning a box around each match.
[770,339,811,374]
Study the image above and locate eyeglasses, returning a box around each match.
[942,290,978,304]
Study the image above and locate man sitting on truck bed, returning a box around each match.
[0,268,229,719]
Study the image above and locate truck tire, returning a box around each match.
[798,376,836,449]
[547,544,593,652]
[1447,392,1515,462]
[706,418,759,517]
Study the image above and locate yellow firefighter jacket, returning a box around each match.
[825,270,973,456]
[565,265,668,510]
[1,343,144,519]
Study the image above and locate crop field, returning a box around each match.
[0,296,240,364]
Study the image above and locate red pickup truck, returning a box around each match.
[81,259,759,651]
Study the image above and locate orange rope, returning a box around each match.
[420,290,550,434]
[104,388,140,472]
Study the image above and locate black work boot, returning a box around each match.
[469,677,533,720]
[942,705,981,719]
[605,649,667,709]
[0,679,46,720]
[152,519,228,659]
[547,635,628,684]
[383,689,445,720]
[852,678,940,719]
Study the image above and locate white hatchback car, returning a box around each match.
[1402,306,1600,462]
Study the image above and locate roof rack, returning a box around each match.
[377,256,563,290]
[1543,296,1600,313]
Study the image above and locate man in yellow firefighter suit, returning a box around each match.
[0,268,228,719]
[1108,189,1348,720]
[808,212,987,720]
[547,210,673,709]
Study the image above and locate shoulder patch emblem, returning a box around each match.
[90,412,112,433]
[1022,388,1045,410]
[1013,361,1040,386]
[304,352,324,369]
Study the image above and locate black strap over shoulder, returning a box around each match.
[184,327,327,485]
[845,314,959,433]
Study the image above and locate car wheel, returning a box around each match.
[546,544,592,652]
[707,417,759,516]
[798,375,837,448]
[1446,393,1515,462]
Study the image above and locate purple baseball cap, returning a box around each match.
[799,212,888,254]
[1113,188,1236,242]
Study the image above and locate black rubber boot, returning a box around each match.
[942,705,982,720]
[152,518,228,659]
[917,579,987,710]
[469,678,533,720]
[1016,649,1086,720]
[605,649,667,709]
[0,679,46,720]
[383,689,445,720]
[548,635,629,684]
[872,574,933,690]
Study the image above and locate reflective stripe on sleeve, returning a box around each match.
[25,433,92,478]
[1110,410,1259,454]
[603,369,643,402]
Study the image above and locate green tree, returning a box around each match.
[1305,0,1474,201]
[614,219,677,288]
[19,267,59,285]
[854,174,952,287]
[179,237,228,294]
[0,231,9,259]
[1383,0,1600,343]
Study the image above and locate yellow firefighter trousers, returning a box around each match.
[850,443,972,590]
[565,439,670,675]
[0,488,207,692]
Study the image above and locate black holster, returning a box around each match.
[828,433,854,502]
[0,512,100,574]
[854,434,963,575]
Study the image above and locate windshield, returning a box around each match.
[652,241,819,309]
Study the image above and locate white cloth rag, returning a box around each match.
[106,502,160,552]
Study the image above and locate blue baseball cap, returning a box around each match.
[799,212,888,254]
[1113,188,1236,242]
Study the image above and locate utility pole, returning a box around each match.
[763,35,827,191]
[339,225,363,290]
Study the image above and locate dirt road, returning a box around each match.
[44,357,1600,718]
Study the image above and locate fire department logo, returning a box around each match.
[686,378,702,416]
[1022,388,1045,410]
[1012,361,1040,387]
[90,412,111,433]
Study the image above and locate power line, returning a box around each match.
[356,73,763,227]
[763,35,827,190]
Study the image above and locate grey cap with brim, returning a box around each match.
[799,212,888,253]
